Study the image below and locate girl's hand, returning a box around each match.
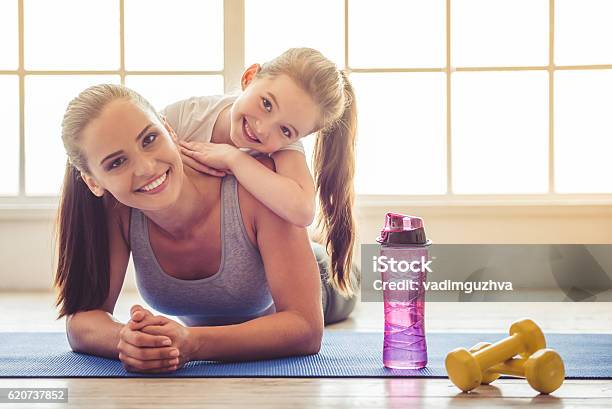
[117,306,181,373]
[179,141,243,176]
[130,311,197,370]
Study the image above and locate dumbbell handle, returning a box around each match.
[473,335,525,371]
[488,358,527,377]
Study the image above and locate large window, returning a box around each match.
[2,0,612,203]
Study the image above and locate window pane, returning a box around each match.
[125,0,223,70]
[125,75,224,112]
[245,0,344,67]
[555,70,612,193]
[349,0,445,68]
[555,0,612,65]
[351,73,447,195]
[301,135,315,178]
[452,72,549,194]
[0,76,19,195]
[452,0,548,67]
[24,0,119,70]
[0,0,18,70]
[25,76,120,196]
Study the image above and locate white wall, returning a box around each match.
[1,204,611,291]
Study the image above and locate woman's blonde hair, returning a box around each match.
[55,84,158,318]
[257,48,358,298]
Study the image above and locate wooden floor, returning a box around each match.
[1,291,611,408]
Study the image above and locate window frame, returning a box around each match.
[3,0,612,217]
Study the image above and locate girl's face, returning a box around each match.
[79,99,184,211]
[229,68,321,154]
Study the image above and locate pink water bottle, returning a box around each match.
[377,212,432,369]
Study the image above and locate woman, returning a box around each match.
[54,84,357,373]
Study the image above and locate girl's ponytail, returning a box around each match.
[313,71,358,298]
[54,160,109,319]
[257,48,359,297]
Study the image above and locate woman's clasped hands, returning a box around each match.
[117,305,196,373]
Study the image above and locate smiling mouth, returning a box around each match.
[243,117,261,143]
[136,169,170,193]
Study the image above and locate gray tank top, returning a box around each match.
[129,175,276,326]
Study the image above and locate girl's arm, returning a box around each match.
[180,142,316,227]
[231,149,315,227]
[270,149,316,225]
[187,185,324,361]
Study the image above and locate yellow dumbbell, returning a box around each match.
[445,318,546,392]
[469,342,565,394]
[468,342,502,384]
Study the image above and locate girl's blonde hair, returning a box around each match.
[55,84,158,318]
[257,48,358,298]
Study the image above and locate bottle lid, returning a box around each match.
[376,212,429,245]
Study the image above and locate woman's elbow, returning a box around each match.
[306,331,323,355]
[65,314,84,352]
[65,310,98,353]
[299,321,324,355]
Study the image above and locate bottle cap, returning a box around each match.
[376,212,429,245]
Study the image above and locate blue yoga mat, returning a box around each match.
[0,331,609,378]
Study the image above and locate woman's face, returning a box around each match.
[229,72,321,154]
[79,98,184,211]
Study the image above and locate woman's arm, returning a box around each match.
[180,142,316,227]
[64,202,130,358]
[187,188,324,361]
[66,310,124,359]
[65,203,175,365]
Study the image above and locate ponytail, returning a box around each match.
[54,160,110,319]
[55,83,157,319]
[313,71,357,298]
[255,49,359,297]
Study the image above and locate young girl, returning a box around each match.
[168,48,358,297]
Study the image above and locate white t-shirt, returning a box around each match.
[161,94,305,156]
